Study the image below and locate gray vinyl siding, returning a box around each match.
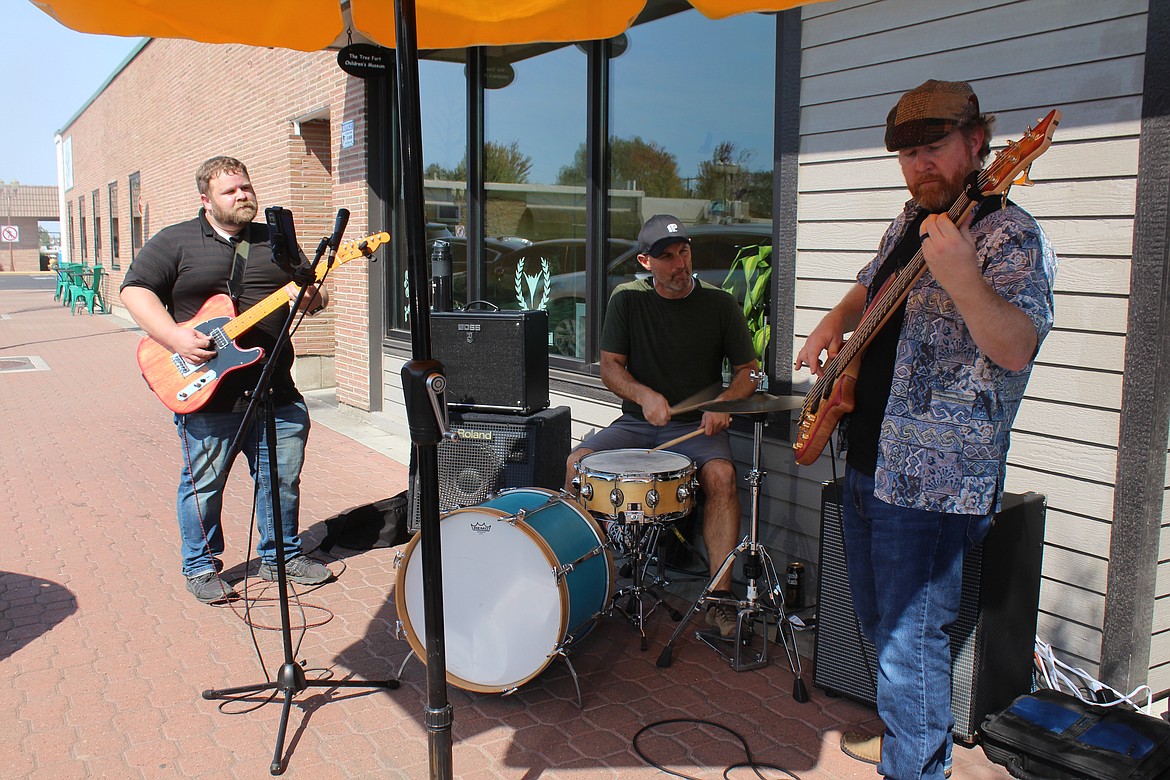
[792,0,1149,682]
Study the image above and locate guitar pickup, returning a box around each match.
[177,369,218,402]
[170,352,199,378]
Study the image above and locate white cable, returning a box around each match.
[1033,637,1153,716]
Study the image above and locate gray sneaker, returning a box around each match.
[186,571,239,604]
[258,555,333,585]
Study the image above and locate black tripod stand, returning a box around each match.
[201,212,397,775]
[656,386,809,702]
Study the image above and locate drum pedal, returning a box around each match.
[695,608,771,672]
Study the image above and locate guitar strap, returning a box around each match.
[227,237,249,308]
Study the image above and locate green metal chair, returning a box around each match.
[57,263,83,305]
[71,266,107,315]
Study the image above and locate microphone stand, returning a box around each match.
[201,218,398,776]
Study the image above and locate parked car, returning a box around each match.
[543,223,774,355]
[489,238,637,355]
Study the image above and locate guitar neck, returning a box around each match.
[221,283,297,341]
[211,231,390,344]
[807,190,982,404]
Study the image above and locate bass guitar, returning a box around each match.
[792,110,1060,466]
[136,232,390,414]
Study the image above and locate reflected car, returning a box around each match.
[487,238,637,355]
[426,235,533,306]
[543,223,774,354]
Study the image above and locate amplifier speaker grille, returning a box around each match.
[812,479,1045,742]
[408,406,571,532]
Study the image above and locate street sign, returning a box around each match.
[1,225,18,243]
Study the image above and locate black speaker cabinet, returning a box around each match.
[431,309,549,414]
[408,406,571,532]
[813,479,1045,743]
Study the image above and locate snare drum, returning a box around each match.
[395,488,613,693]
[574,449,697,522]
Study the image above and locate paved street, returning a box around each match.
[0,284,1011,778]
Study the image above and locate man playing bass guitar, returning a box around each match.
[121,156,334,604]
[794,81,1057,780]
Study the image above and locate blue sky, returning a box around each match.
[2,3,143,187]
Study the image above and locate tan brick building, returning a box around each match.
[59,39,376,395]
[0,184,58,272]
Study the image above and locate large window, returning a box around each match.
[108,181,120,268]
[393,10,778,373]
[128,172,143,260]
[607,10,776,369]
[92,189,101,261]
[78,196,87,260]
[480,44,588,359]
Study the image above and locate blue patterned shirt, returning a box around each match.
[857,199,1057,515]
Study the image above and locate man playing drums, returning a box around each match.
[564,214,758,637]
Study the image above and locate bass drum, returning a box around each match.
[395,488,613,693]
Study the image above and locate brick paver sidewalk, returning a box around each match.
[0,288,1009,779]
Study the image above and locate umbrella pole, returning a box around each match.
[394,1,454,778]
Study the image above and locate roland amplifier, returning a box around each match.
[813,479,1046,743]
[408,406,571,533]
[431,308,549,414]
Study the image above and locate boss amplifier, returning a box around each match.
[431,308,549,414]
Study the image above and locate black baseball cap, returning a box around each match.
[638,214,691,257]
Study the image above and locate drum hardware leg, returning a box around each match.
[606,521,677,650]
[550,648,585,710]
[397,650,419,680]
[655,414,810,701]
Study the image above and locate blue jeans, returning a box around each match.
[841,467,991,780]
[174,401,310,578]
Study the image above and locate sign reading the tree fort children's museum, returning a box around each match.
[337,44,390,78]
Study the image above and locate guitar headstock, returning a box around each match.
[981,109,1061,197]
[316,232,392,280]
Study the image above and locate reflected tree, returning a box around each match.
[557,136,685,197]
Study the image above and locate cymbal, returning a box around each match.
[699,393,806,415]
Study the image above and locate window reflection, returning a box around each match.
[608,10,776,366]
[482,45,587,355]
[406,56,468,330]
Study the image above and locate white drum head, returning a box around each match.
[580,448,692,476]
[397,507,567,692]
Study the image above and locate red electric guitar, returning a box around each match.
[792,110,1060,466]
[136,232,389,414]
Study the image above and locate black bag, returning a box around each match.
[320,492,411,552]
[980,689,1170,780]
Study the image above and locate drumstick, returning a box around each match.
[668,382,722,417]
[651,426,706,451]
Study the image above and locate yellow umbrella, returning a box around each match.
[33,0,816,50]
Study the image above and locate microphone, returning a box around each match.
[327,208,350,251]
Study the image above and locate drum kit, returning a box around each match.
[394,383,810,705]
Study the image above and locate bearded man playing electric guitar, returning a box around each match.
[121,156,333,604]
[795,81,1057,779]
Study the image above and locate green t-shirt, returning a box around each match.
[602,278,757,422]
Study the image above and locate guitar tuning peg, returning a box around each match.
[1013,164,1036,187]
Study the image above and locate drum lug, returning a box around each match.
[580,482,593,501]
[394,619,406,641]
[609,487,624,509]
[393,549,404,569]
[646,488,660,508]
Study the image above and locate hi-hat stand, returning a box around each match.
[201,211,398,775]
[655,391,809,702]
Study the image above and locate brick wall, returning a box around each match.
[60,40,376,409]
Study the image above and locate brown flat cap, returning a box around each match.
[885,79,980,151]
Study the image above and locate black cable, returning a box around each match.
[632,718,802,780]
